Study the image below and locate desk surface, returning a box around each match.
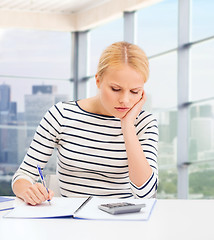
[1,199,214,240]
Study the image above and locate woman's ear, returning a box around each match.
[95,74,101,89]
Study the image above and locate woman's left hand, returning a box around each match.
[121,91,147,127]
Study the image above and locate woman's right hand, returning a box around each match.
[22,182,54,205]
[13,179,54,206]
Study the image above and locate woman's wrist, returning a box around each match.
[13,179,32,199]
[121,121,136,137]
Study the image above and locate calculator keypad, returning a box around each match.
[101,202,135,208]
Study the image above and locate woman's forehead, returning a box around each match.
[103,65,145,84]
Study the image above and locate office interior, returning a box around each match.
[0,0,213,199]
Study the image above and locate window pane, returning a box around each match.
[189,100,214,199]
[0,29,71,79]
[191,0,214,41]
[189,162,214,199]
[89,18,123,75]
[157,168,177,199]
[0,29,72,196]
[144,52,177,110]
[190,40,214,101]
[86,77,97,98]
[154,109,178,199]
[137,0,178,57]
[189,100,214,163]
[0,79,73,195]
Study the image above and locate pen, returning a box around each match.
[37,164,51,204]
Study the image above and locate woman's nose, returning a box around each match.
[119,93,129,104]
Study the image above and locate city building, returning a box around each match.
[25,85,69,147]
[0,84,10,112]
[0,84,19,166]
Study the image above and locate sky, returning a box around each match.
[0,0,213,112]
[0,30,73,112]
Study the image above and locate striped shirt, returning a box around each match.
[12,101,159,199]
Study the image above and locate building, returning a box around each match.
[32,85,57,95]
[0,84,10,112]
[191,118,213,153]
[24,85,69,145]
[0,84,19,165]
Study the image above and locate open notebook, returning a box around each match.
[3,197,156,221]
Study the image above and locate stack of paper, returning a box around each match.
[0,196,15,211]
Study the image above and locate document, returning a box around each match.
[0,197,15,211]
[4,197,156,221]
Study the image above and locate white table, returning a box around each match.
[0,199,214,240]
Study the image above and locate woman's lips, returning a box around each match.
[115,107,129,112]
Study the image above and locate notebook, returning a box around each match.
[3,196,156,221]
[0,196,15,211]
[76,197,156,221]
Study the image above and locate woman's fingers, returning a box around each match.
[36,183,49,200]
[22,183,51,205]
[23,191,37,205]
[141,90,147,105]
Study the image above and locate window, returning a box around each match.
[145,52,177,109]
[189,101,214,164]
[0,29,72,195]
[189,162,214,199]
[189,41,214,198]
[87,18,123,98]
[155,109,178,199]
[190,40,214,101]
[187,0,214,198]
[137,0,178,56]
[191,0,214,41]
[137,0,178,198]
[89,18,123,76]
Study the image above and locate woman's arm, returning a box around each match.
[121,123,153,187]
[12,102,64,204]
[121,92,158,197]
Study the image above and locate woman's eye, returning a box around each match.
[112,88,120,92]
[131,91,139,94]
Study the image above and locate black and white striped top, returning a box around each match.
[12,101,158,199]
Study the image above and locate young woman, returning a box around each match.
[12,41,158,205]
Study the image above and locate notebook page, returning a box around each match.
[4,197,87,219]
[75,197,157,221]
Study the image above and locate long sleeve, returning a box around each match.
[129,111,159,198]
[12,101,158,199]
[12,102,63,187]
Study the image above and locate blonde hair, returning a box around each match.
[96,41,149,82]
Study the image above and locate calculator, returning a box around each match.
[98,202,146,215]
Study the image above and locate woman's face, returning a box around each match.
[96,65,145,119]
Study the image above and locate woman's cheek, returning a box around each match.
[103,89,114,102]
[132,94,141,105]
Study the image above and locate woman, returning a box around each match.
[12,41,158,205]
